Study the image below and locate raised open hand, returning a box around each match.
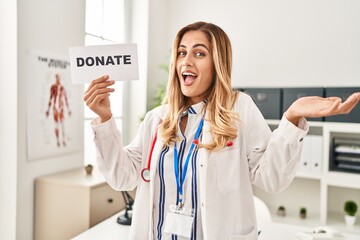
[285,92,360,125]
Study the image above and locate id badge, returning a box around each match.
[163,205,194,238]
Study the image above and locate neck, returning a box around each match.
[189,96,207,105]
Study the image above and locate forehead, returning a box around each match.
[179,30,210,49]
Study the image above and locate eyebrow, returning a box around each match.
[179,43,209,51]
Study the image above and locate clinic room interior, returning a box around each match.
[1,0,360,240]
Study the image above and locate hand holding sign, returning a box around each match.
[69,44,139,84]
[83,75,115,123]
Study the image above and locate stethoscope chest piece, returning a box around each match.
[141,168,151,182]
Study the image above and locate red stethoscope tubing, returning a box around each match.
[141,133,157,182]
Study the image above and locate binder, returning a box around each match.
[309,135,323,175]
[299,136,312,174]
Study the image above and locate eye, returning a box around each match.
[178,50,186,57]
[195,51,205,57]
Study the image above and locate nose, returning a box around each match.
[181,54,193,67]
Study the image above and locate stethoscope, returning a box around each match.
[140,121,234,183]
[140,117,204,183]
[140,108,202,183]
[140,132,158,182]
[140,103,233,183]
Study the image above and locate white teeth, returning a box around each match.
[183,72,196,76]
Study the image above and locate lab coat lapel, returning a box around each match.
[148,113,166,239]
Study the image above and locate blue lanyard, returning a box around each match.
[173,118,204,205]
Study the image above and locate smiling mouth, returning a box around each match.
[182,72,197,86]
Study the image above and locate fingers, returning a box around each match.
[84,85,113,103]
[87,93,110,109]
[345,92,360,103]
[83,75,115,103]
[325,92,360,116]
[86,75,109,92]
[326,96,342,102]
[326,97,342,113]
[338,92,360,114]
[85,89,111,107]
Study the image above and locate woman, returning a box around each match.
[84,22,360,240]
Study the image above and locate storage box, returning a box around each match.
[324,87,360,123]
[282,88,325,122]
[240,88,282,120]
[329,132,360,174]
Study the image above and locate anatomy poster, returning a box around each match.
[27,50,82,161]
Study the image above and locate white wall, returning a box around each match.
[16,0,85,239]
[123,0,149,143]
[146,0,170,110]
[0,0,17,239]
[147,0,360,89]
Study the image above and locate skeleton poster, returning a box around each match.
[27,50,82,161]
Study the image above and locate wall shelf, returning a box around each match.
[254,120,360,235]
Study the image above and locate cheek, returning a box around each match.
[176,65,182,79]
[201,61,214,79]
[202,70,214,86]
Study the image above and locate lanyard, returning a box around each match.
[173,118,204,206]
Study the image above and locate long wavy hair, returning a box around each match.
[159,21,239,151]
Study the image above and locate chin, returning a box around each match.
[180,87,191,96]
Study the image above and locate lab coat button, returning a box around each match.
[299,138,304,142]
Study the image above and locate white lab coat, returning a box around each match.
[92,93,309,240]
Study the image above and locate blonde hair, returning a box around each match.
[160,21,239,151]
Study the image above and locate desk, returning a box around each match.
[72,213,360,240]
[34,168,125,240]
[259,222,359,240]
[71,212,130,240]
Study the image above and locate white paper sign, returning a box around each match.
[68,44,139,84]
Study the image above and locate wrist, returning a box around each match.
[100,114,112,123]
[284,110,300,126]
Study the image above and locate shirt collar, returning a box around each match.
[188,100,206,115]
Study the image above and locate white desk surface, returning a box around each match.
[72,213,360,240]
[71,213,129,240]
[259,222,359,240]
